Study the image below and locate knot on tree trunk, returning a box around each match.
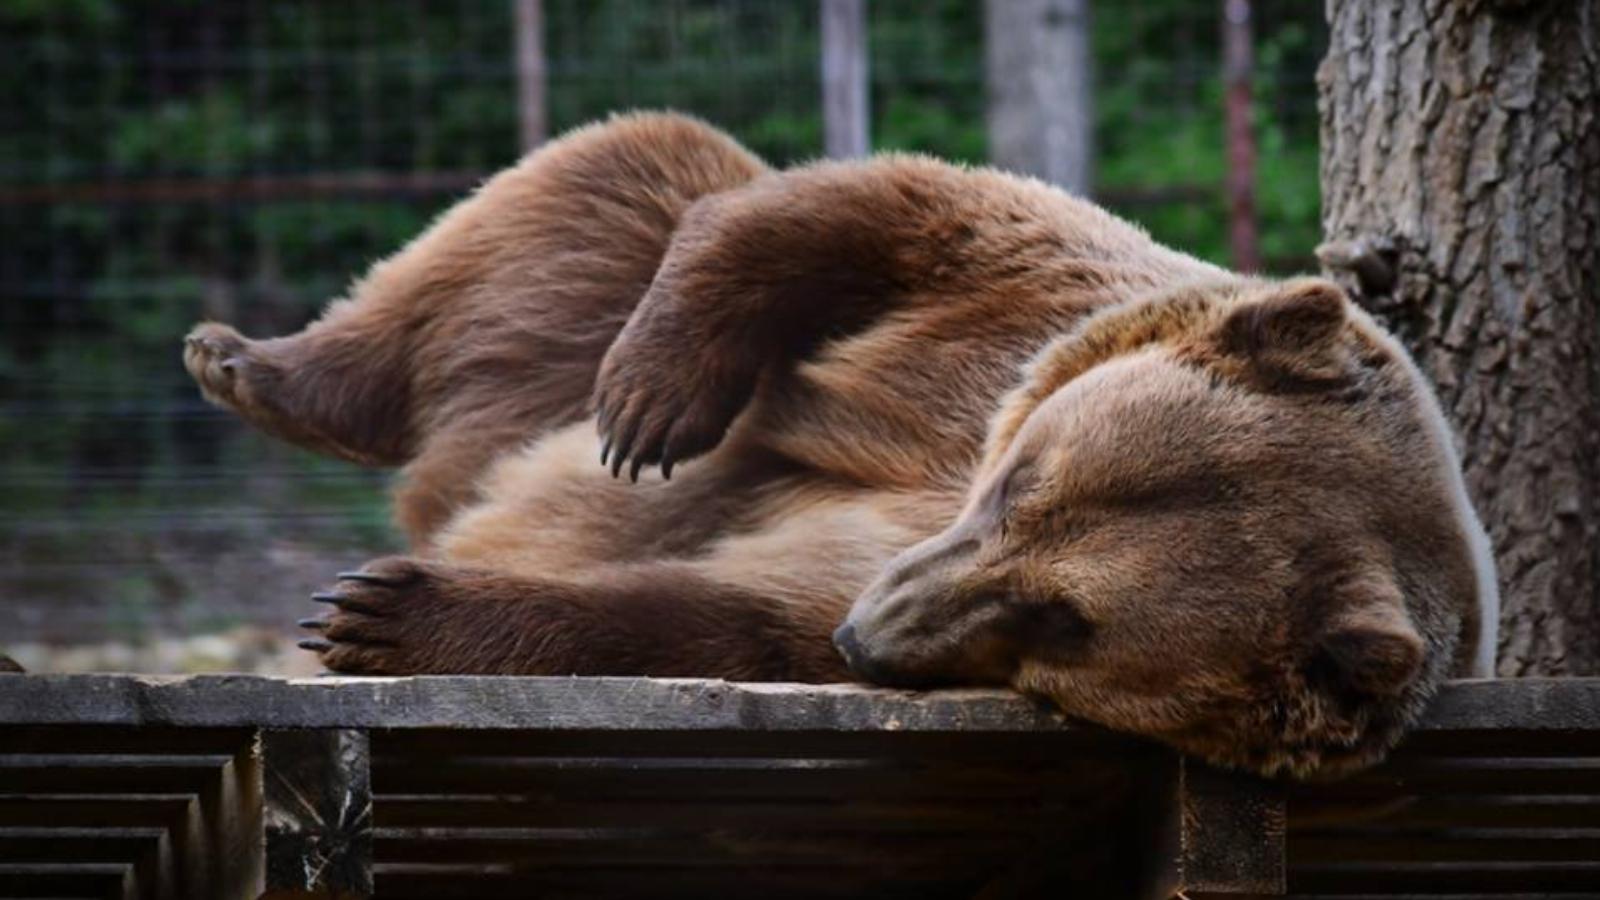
[1316,236,1398,297]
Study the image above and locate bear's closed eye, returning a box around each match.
[1003,598,1094,656]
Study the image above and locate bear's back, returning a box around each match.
[741,158,1226,492]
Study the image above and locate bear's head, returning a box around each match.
[835,278,1496,778]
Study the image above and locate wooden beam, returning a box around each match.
[0,676,1075,732]
[1410,678,1600,732]
[820,0,870,158]
[0,676,1595,734]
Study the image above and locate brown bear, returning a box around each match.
[184,112,1496,778]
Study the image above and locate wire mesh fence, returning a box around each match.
[0,0,1325,669]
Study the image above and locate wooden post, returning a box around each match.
[1222,0,1259,272]
[1320,0,1600,677]
[212,735,266,900]
[820,0,869,158]
[513,0,547,151]
[1171,760,1285,896]
[260,730,372,899]
[984,0,1093,195]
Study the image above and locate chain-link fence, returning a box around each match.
[0,0,1325,670]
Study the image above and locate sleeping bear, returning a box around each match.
[184,112,1497,778]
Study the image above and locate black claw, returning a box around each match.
[611,418,641,478]
[661,456,674,481]
[337,571,402,585]
[600,437,612,467]
[297,617,327,630]
[630,456,644,483]
[298,639,333,652]
[311,591,344,604]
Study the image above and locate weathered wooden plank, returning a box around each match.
[1383,728,1600,756]
[1294,828,1600,863]
[372,724,1131,761]
[1283,895,1596,900]
[1411,678,1600,732]
[0,725,255,755]
[0,862,131,898]
[375,795,1055,832]
[0,675,1550,731]
[0,755,234,794]
[372,827,1020,868]
[262,729,372,899]
[1292,860,1600,893]
[0,828,164,900]
[0,795,193,828]
[1289,794,1600,832]
[373,755,1124,799]
[1315,757,1600,797]
[0,826,164,859]
[5,675,1590,733]
[372,863,975,900]
[0,675,1076,732]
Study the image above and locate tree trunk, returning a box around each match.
[1317,0,1600,675]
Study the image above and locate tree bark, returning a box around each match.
[1318,0,1600,675]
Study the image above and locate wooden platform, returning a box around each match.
[0,675,1594,899]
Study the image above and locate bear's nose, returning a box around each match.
[832,622,863,667]
[833,622,906,685]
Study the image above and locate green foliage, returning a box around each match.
[0,1,1327,622]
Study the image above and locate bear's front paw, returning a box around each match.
[183,322,271,412]
[298,557,454,675]
[593,337,757,482]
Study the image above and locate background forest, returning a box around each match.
[0,0,1325,670]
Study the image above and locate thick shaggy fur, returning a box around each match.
[185,113,1494,777]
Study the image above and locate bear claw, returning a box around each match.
[336,570,410,586]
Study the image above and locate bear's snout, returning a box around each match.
[833,620,937,687]
[831,621,866,671]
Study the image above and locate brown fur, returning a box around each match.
[185,113,1493,778]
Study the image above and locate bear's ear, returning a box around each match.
[1220,279,1352,383]
[1312,579,1424,698]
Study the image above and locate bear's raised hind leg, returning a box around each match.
[183,311,415,466]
